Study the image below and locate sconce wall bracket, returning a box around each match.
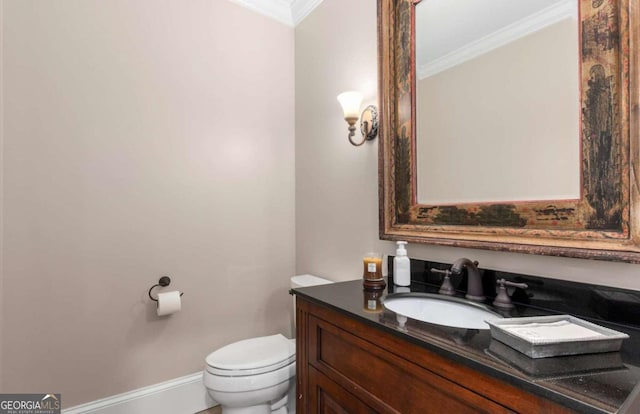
[348,105,379,146]
[360,105,378,142]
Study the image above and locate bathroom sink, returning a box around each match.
[382,293,502,330]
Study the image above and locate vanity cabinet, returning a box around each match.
[296,296,576,414]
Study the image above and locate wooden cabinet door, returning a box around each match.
[308,366,377,414]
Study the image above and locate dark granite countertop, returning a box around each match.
[292,259,640,414]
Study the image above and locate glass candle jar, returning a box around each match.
[363,252,383,280]
[363,252,385,289]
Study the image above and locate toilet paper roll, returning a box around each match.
[157,291,182,316]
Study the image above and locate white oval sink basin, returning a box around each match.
[383,293,502,330]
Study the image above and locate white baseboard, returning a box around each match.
[63,372,215,414]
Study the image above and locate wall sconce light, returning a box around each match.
[337,91,378,146]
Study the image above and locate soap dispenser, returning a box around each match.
[393,241,411,286]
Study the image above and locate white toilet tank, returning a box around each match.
[290,274,332,332]
[290,274,333,290]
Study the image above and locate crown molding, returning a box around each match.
[292,0,324,25]
[227,0,323,27]
[418,0,577,79]
[226,0,293,26]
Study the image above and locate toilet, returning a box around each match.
[203,275,333,414]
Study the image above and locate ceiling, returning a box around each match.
[227,0,324,27]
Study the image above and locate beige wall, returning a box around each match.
[295,0,380,282]
[295,0,640,291]
[1,0,294,407]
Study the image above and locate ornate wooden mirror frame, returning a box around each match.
[378,0,640,262]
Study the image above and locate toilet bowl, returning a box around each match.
[204,334,296,414]
[203,275,332,414]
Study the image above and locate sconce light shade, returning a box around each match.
[337,91,363,120]
[337,91,378,147]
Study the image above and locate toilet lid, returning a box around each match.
[206,334,295,376]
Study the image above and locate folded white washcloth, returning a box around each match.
[501,320,605,344]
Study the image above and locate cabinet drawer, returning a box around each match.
[308,315,513,414]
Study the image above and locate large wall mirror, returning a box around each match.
[378,0,640,262]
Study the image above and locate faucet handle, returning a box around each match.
[430,268,450,276]
[493,278,528,309]
[431,268,455,296]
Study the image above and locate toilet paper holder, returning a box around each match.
[148,276,184,302]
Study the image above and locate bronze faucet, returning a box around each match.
[451,258,485,302]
